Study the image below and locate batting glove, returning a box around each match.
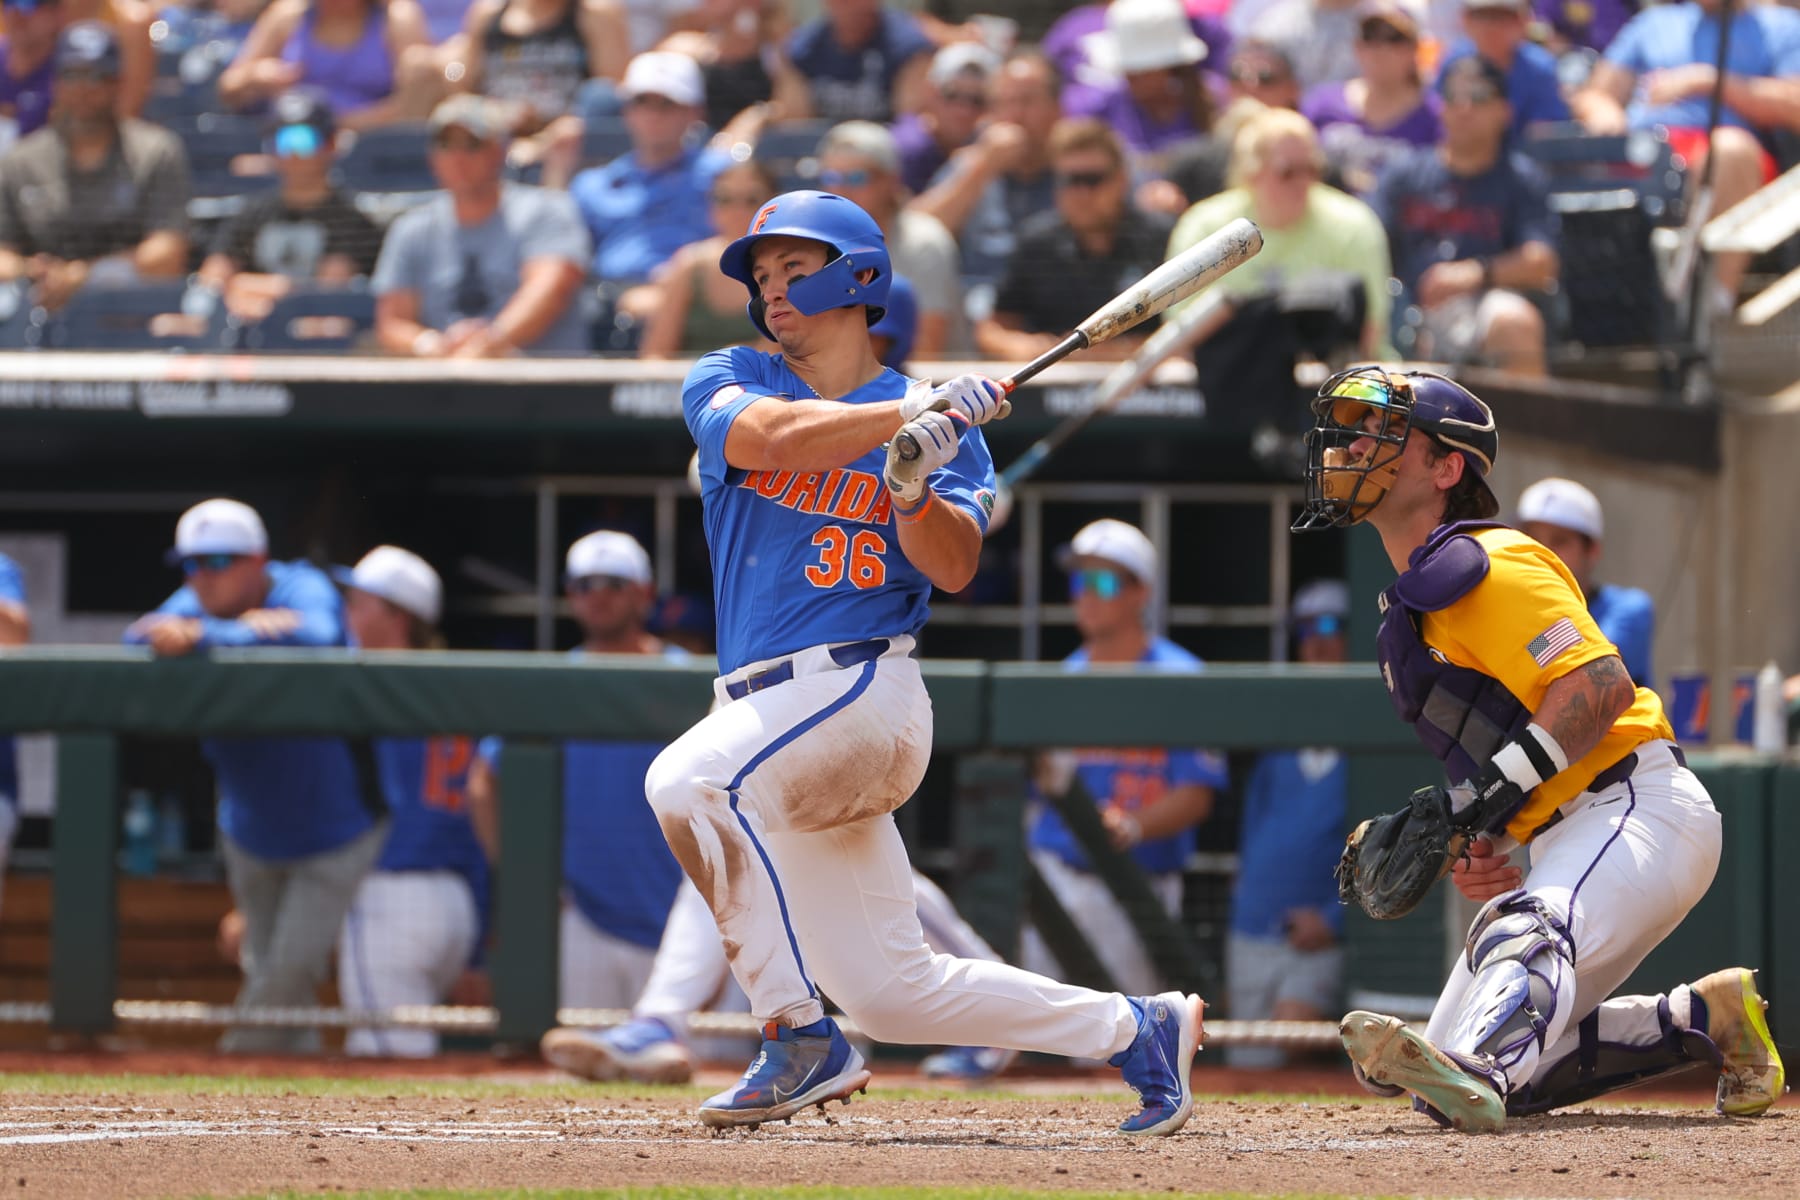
[885,410,964,504]
[900,374,1010,426]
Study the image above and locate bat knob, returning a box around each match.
[895,431,921,461]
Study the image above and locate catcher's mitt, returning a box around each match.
[1335,785,1472,921]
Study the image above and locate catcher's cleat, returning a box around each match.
[1112,992,1205,1136]
[541,1018,694,1084]
[1340,1011,1506,1133]
[698,1019,871,1128]
[1691,968,1787,1117]
[1350,1058,1405,1098]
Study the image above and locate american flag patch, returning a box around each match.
[1526,617,1584,666]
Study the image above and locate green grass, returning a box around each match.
[239,1189,1386,1200]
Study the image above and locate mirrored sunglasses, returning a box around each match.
[181,553,240,576]
[272,123,325,159]
[818,167,873,189]
[1295,614,1344,639]
[1055,169,1114,190]
[1069,567,1125,600]
[570,574,637,594]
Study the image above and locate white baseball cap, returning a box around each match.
[928,42,1001,89]
[566,530,653,585]
[1061,518,1158,585]
[1517,477,1603,540]
[1102,0,1208,75]
[168,498,268,563]
[1293,579,1351,622]
[333,545,443,625]
[620,51,704,107]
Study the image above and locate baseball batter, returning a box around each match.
[651,188,1202,1133]
[1294,366,1785,1130]
[335,546,488,1058]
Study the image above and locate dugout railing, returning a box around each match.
[0,648,1787,1054]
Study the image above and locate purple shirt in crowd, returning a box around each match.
[1537,0,1638,53]
[1302,82,1441,196]
[1043,3,1231,120]
[0,40,55,141]
[891,112,949,196]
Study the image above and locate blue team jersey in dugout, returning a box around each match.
[372,736,490,933]
[1232,748,1349,939]
[1028,638,1230,877]
[684,347,996,674]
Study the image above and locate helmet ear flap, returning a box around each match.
[748,292,771,340]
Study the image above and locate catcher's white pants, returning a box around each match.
[645,636,1138,1060]
[338,869,479,1057]
[1426,740,1721,1093]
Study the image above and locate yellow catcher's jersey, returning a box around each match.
[1418,527,1673,841]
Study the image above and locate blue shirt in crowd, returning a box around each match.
[1231,748,1348,939]
[0,552,21,809]
[570,144,728,284]
[1028,638,1230,877]
[372,735,491,951]
[1437,41,1570,138]
[1605,1,1800,133]
[1371,145,1558,298]
[787,6,933,124]
[1591,582,1655,688]
[123,559,376,861]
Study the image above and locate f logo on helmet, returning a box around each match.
[750,204,777,234]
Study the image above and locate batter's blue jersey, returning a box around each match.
[124,559,375,860]
[372,736,491,945]
[0,553,21,809]
[684,347,997,674]
[1029,638,1230,876]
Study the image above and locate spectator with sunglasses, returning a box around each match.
[124,498,387,1054]
[1224,579,1350,1067]
[1436,0,1569,138]
[1021,519,1228,998]
[0,22,189,311]
[892,42,998,198]
[1371,55,1557,375]
[373,93,591,357]
[1303,0,1442,197]
[466,530,689,1021]
[636,159,778,358]
[1066,0,1216,174]
[1222,39,1302,113]
[976,118,1172,362]
[1242,0,1364,93]
[196,88,384,323]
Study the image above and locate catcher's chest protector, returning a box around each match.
[1378,521,1535,784]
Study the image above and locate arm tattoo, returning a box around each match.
[1544,655,1635,761]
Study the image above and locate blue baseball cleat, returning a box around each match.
[1111,991,1204,1135]
[699,1018,872,1128]
[919,1045,1018,1082]
[542,1018,694,1084]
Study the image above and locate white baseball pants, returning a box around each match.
[559,905,658,1010]
[1426,740,1722,1093]
[645,636,1139,1060]
[338,869,479,1057]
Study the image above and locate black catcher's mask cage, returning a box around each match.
[1292,365,1416,531]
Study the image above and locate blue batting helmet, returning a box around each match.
[718,190,891,340]
[870,273,917,368]
[1293,366,1498,530]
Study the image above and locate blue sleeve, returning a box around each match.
[1602,10,1649,71]
[0,555,22,604]
[1601,591,1656,687]
[195,566,345,648]
[786,19,820,70]
[885,7,933,64]
[1170,748,1230,789]
[476,735,503,769]
[683,348,774,491]
[928,422,998,535]
[1766,10,1800,76]
[1509,156,1559,251]
[369,207,424,297]
[122,585,205,641]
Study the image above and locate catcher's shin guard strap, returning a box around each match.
[1506,997,1722,1116]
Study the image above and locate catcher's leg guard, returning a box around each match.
[1444,891,1575,1095]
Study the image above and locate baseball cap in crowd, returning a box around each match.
[1516,477,1603,540]
[268,87,336,158]
[332,545,443,625]
[1355,0,1425,38]
[1292,578,1350,639]
[620,51,705,107]
[55,21,123,79]
[167,499,268,564]
[429,93,505,143]
[566,530,653,585]
[1438,55,1509,102]
[1058,518,1158,586]
[815,120,902,177]
[928,43,1001,91]
[1103,0,1208,75]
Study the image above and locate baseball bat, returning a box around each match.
[894,216,1263,462]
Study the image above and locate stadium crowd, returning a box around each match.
[0,0,1796,369]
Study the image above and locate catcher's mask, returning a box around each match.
[1292,367,1499,531]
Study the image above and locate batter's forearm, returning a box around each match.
[1535,655,1635,768]
[893,491,981,593]
[725,397,907,473]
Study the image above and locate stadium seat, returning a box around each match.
[172,112,277,223]
[335,124,440,222]
[226,285,376,353]
[1524,125,1686,225]
[36,281,227,351]
[752,120,835,172]
[0,281,35,349]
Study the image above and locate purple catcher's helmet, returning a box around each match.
[1293,366,1498,530]
[718,189,892,340]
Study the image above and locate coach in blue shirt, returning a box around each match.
[1516,477,1656,687]
[570,52,727,288]
[124,498,387,1054]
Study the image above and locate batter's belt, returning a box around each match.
[723,637,891,701]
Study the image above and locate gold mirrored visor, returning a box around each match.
[1319,376,1405,431]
